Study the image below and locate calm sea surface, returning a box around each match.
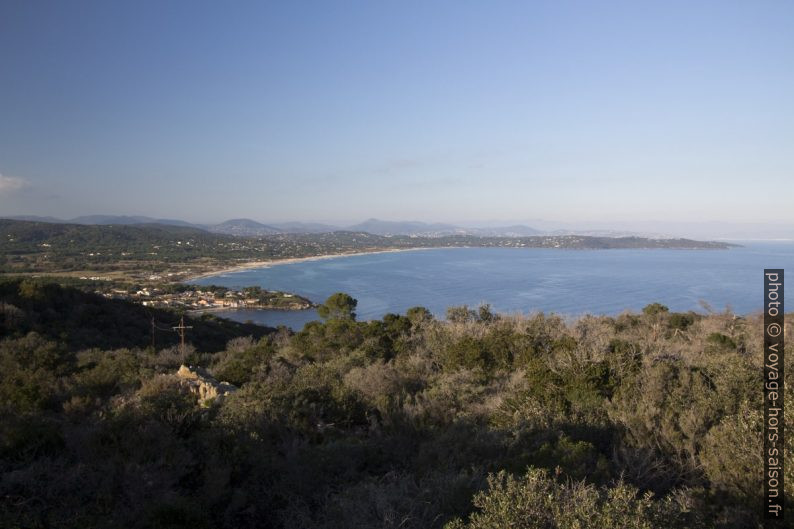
[191,242,794,329]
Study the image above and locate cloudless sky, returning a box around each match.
[1,0,792,225]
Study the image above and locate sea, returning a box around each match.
[190,242,794,330]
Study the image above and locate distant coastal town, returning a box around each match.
[98,283,314,312]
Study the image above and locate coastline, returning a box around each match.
[183,241,734,283]
[184,247,432,282]
[188,305,315,315]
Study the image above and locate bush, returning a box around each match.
[642,303,669,316]
[0,333,69,412]
[212,336,275,386]
[705,332,736,352]
[669,312,696,331]
[136,374,201,435]
[447,305,477,324]
[444,467,700,529]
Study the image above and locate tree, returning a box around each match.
[642,302,669,316]
[446,305,476,323]
[317,292,357,321]
[406,306,433,325]
[477,304,498,323]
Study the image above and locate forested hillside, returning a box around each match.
[0,283,789,528]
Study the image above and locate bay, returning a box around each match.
[191,242,794,329]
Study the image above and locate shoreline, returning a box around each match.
[184,247,433,282]
[188,305,315,315]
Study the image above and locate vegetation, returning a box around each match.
[0,282,787,528]
[316,292,358,321]
[0,278,271,352]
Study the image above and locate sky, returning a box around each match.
[1,0,793,227]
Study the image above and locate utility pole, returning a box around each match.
[151,316,156,349]
[172,315,193,356]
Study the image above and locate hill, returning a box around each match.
[0,277,271,352]
[268,221,339,233]
[3,215,64,223]
[69,215,198,227]
[466,224,541,237]
[0,219,230,260]
[6,215,707,238]
[207,218,281,236]
[346,218,464,236]
[344,219,546,237]
[3,214,199,228]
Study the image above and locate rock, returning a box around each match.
[176,364,237,405]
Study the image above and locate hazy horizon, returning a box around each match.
[1,1,793,224]
[5,212,794,240]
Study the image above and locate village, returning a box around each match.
[99,283,315,312]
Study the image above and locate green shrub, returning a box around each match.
[443,336,490,372]
[447,305,477,324]
[0,333,70,412]
[668,312,696,331]
[642,303,669,316]
[73,347,143,399]
[531,434,611,482]
[0,411,64,462]
[444,467,700,529]
[136,374,201,435]
[406,306,434,326]
[212,336,275,386]
[705,332,736,352]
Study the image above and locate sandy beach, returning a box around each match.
[185,247,430,282]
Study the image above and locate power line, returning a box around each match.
[147,309,191,350]
[172,315,193,355]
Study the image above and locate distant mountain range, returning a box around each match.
[0,215,660,238]
[206,218,281,236]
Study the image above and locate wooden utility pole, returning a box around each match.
[151,316,156,349]
[172,316,193,356]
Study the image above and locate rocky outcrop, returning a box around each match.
[176,364,237,405]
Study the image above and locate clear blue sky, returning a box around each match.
[1,0,792,225]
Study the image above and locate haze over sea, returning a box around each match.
[193,242,794,329]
